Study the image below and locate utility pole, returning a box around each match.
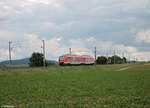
[106,53,108,64]
[69,48,71,55]
[135,57,138,62]
[122,52,124,63]
[94,46,97,64]
[128,54,130,63]
[9,41,12,65]
[42,40,46,67]
[114,50,116,64]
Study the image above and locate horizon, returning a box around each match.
[0,55,149,63]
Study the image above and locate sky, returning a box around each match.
[0,0,150,61]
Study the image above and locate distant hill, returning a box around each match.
[47,60,58,65]
[0,58,58,66]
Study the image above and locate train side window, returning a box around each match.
[74,57,80,62]
[82,58,85,61]
[77,58,79,61]
[66,57,68,61]
[67,57,72,61]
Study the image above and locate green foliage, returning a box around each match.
[98,55,127,64]
[111,55,123,64]
[29,52,46,67]
[96,56,107,64]
[122,57,127,63]
[0,64,150,107]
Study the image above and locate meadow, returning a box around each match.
[0,63,150,108]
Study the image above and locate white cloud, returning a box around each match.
[0,33,150,62]
[0,0,60,21]
[27,0,60,7]
[131,52,150,61]
[136,30,150,43]
[127,46,137,52]
[0,49,9,61]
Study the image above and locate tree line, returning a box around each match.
[29,52,127,67]
[96,55,127,64]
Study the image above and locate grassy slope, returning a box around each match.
[0,64,150,108]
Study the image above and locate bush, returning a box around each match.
[29,52,47,67]
[96,56,107,64]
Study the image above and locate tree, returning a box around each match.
[108,55,127,64]
[122,57,127,63]
[111,55,122,64]
[96,56,107,64]
[29,52,46,67]
[108,57,112,64]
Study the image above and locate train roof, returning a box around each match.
[61,54,93,57]
[61,54,76,56]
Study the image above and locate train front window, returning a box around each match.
[59,56,64,61]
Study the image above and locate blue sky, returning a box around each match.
[0,0,150,61]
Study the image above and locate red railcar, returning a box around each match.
[58,54,95,66]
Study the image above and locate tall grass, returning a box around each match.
[0,64,150,107]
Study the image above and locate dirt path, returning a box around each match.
[118,67,130,71]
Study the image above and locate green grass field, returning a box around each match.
[0,63,150,108]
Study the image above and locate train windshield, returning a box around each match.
[59,56,64,61]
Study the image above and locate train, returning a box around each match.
[58,54,95,66]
